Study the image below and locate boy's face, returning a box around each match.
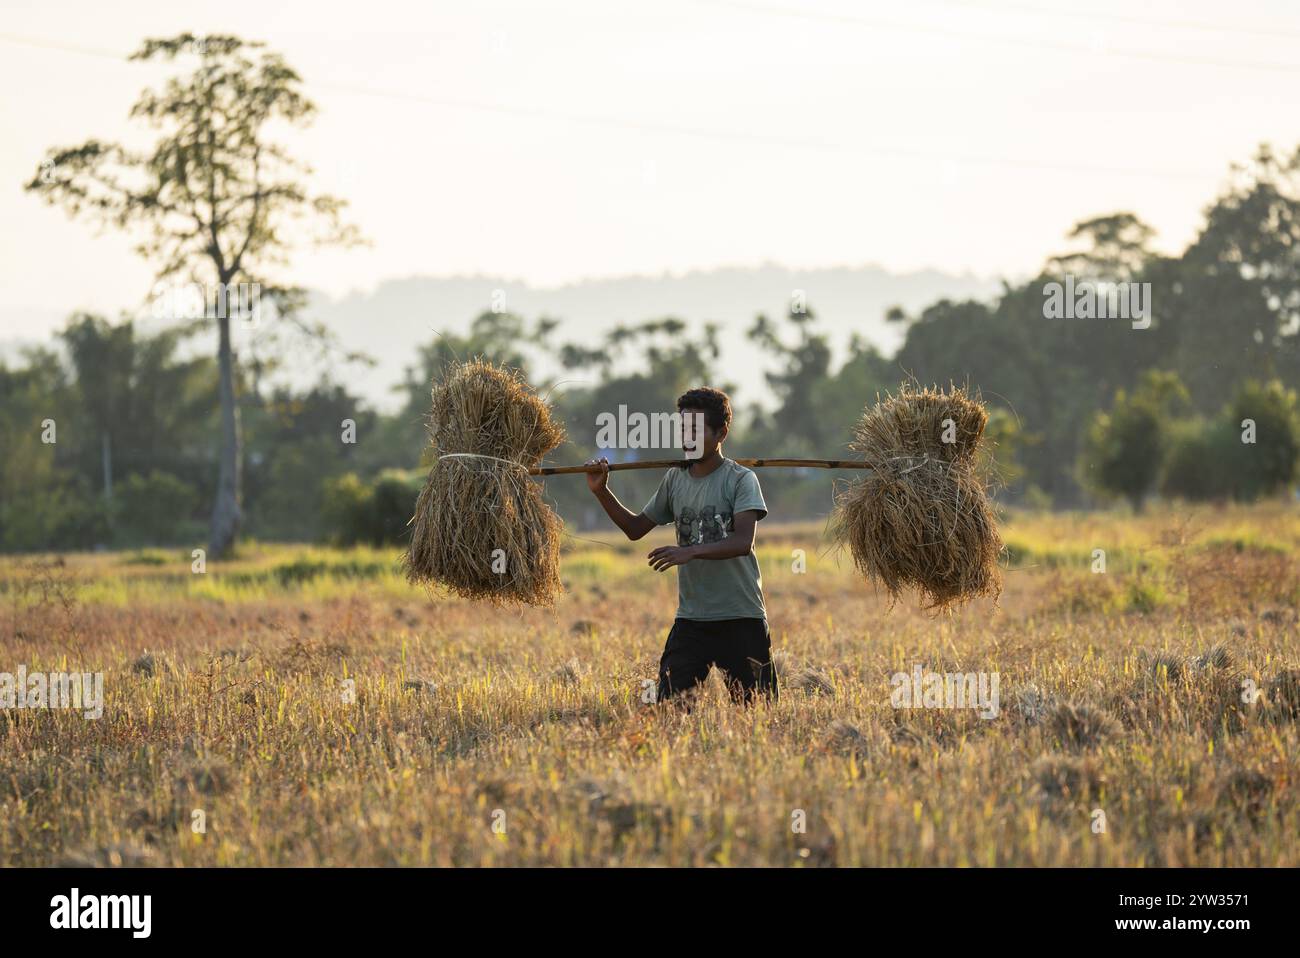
[679,406,725,460]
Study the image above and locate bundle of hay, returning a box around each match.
[828,384,1002,610]
[405,359,566,605]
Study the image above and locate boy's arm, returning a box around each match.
[586,457,656,541]
[648,510,758,570]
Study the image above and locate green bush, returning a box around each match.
[371,471,422,545]
[246,437,346,541]
[114,470,201,545]
[0,478,111,551]
[271,557,388,585]
[1227,379,1300,499]
[321,473,371,545]
[1083,370,1188,512]
[1159,419,1238,502]
[321,469,422,546]
[1159,380,1300,502]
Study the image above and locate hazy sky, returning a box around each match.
[3,0,1299,336]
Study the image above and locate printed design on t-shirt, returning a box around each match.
[676,505,732,546]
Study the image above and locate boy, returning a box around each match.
[585,387,777,704]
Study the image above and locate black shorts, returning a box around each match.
[657,617,778,704]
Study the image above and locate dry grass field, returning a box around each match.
[1,503,1298,867]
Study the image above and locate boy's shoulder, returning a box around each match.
[665,458,759,487]
[723,458,758,483]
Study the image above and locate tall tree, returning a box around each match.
[26,33,360,556]
[1083,369,1189,512]
[1047,212,1156,282]
[60,314,216,495]
[1169,145,1300,412]
[396,312,557,465]
[748,304,833,452]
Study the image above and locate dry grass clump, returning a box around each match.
[57,843,156,869]
[1146,651,1185,684]
[1266,669,1300,721]
[1012,683,1054,726]
[829,384,1002,610]
[173,758,233,797]
[1217,767,1273,818]
[1193,643,1239,674]
[405,360,565,606]
[823,720,872,758]
[1116,647,1254,738]
[787,666,836,696]
[1048,701,1120,750]
[1031,754,1104,803]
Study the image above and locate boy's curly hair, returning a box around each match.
[677,387,732,432]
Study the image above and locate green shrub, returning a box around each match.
[1159,381,1300,502]
[321,470,422,546]
[1227,379,1300,499]
[271,556,388,585]
[371,471,421,545]
[114,470,201,545]
[1160,419,1237,502]
[1083,370,1188,512]
[321,473,371,545]
[0,467,111,552]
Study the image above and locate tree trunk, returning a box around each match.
[209,314,242,556]
[101,431,113,502]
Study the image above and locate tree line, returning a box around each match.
[6,32,1298,554]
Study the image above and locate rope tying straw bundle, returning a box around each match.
[437,452,529,473]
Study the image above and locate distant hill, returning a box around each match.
[309,263,1001,411]
[1,263,1002,411]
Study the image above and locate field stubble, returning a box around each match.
[1,504,1297,866]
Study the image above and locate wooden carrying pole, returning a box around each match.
[529,458,874,476]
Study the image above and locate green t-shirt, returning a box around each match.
[641,458,768,621]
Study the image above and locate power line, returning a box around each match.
[0,32,126,61]
[0,30,1230,182]
[695,0,1300,74]
[312,77,1226,180]
[920,0,1300,44]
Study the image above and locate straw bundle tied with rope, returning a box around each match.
[406,359,1002,610]
[827,384,1003,610]
[404,360,565,605]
